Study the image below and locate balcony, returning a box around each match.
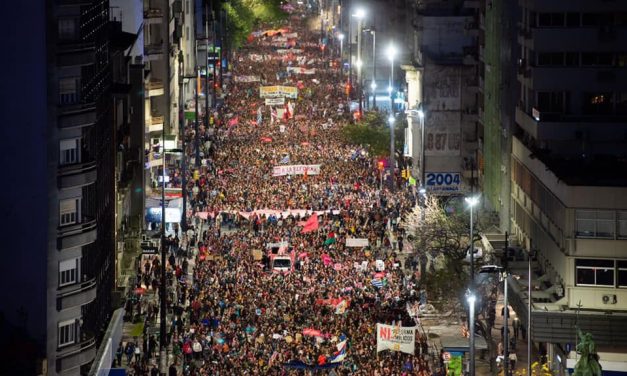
[56,277,97,311]
[58,160,97,189]
[147,115,164,133]
[57,42,95,67]
[144,44,164,61]
[144,8,163,25]
[55,335,96,373]
[57,217,97,250]
[146,79,164,97]
[58,103,97,129]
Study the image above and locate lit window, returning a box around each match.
[59,77,80,105]
[58,320,76,347]
[60,139,80,165]
[59,198,79,226]
[59,258,78,287]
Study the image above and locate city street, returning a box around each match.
[137,4,439,376]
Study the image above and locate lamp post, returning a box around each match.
[353,8,365,118]
[480,265,510,376]
[387,44,396,112]
[465,195,480,285]
[467,293,477,376]
[338,33,344,70]
[363,28,376,109]
[388,114,395,190]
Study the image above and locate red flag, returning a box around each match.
[299,214,319,233]
[228,116,239,127]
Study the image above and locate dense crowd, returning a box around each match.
[137,8,443,376]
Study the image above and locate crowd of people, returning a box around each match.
[125,6,444,376]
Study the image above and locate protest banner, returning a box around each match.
[287,67,316,75]
[234,75,261,82]
[265,97,285,106]
[259,85,298,99]
[345,238,369,248]
[272,164,321,176]
[376,323,416,354]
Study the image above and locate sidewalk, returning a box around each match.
[117,221,202,373]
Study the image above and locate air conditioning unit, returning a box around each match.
[602,294,617,304]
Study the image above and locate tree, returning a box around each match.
[223,0,287,49]
[340,112,404,157]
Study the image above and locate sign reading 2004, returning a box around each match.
[425,172,461,193]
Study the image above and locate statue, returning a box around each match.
[572,328,602,376]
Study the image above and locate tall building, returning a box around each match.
[402,0,480,194]
[480,0,627,372]
[0,0,135,374]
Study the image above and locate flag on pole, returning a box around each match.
[280,154,290,164]
[299,214,319,233]
[329,339,348,363]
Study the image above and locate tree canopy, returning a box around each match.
[223,0,287,48]
[340,112,405,157]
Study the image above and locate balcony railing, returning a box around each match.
[58,102,97,129]
[57,217,97,250]
[57,277,97,311]
[56,335,96,373]
[58,160,97,189]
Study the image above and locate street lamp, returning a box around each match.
[363,28,376,109]
[465,195,480,285]
[467,293,477,376]
[352,9,365,118]
[387,44,397,111]
[417,106,426,193]
[388,114,396,189]
[480,265,510,376]
[337,33,344,65]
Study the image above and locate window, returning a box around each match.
[564,52,579,66]
[565,13,580,27]
[538,13,564,27]
[59,198,79,226]
[583,92,613,115]
[581,53,613,66]
[618,211,627,238]
[59,258,78,287]
[618,261,627,288]
[576,259,615,286]
[537,92,564,113]
[58,18,77,40]
[58,320,76,347]
[186,26,189,41]
[537,52,564,66]
[59,77,79,105]
[582,13,612,27]
[576,210,615,238]
[60,139,79,165]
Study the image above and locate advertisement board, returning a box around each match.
[425,172,461,193]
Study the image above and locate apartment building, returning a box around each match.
[479,0,627,372]
[0,0,136,374]
[402,0,480,194]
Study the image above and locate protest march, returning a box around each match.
[147,5,441,376]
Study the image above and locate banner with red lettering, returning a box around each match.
[272,164,321,176]
[376,323,416,354]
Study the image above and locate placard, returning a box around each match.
[376,324,416,354]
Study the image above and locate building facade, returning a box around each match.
[479,0,627,372]
[402,0,480,194]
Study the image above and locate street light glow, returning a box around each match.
[355,60,363,69]
[386,44,397,61]
[467,294,476,305]
[353,8,366,18]
[465,195,480,207]
[387,115,395,124]
[387,85,393,94]
[418,109,425,119]
[370,82,377,89]
[338,33,344,40]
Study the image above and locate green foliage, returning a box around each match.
[223,0,287,49]
[340,111,405,157]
